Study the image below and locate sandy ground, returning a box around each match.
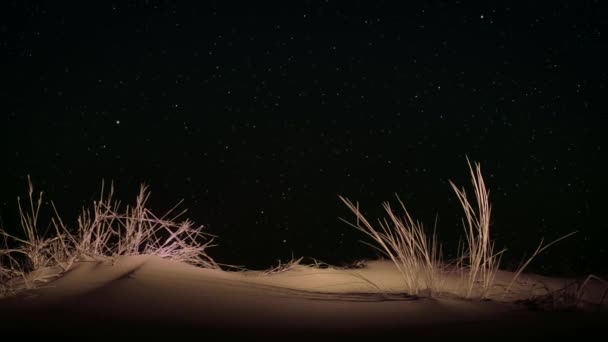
[1,255,606,339]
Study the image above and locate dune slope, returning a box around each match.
[0,256,605,339]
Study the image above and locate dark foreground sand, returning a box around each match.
[1,303,606,339]
[1,256,605,339]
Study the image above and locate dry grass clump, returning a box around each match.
[339,195,441,296]
[340,159,575,300]
[1,178,218,297]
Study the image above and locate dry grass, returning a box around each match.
[339,195,441,296]
[69,181,218,268]
[339,159,576,300]
[1,178,218,297]
[263,257,305,275]
[449,159,505,298]
[505,231,577,295]
[2,162,582,304]
[517,274,608,312]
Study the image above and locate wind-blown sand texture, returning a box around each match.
[1,256,605,339]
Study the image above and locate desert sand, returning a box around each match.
[1,255,606,339]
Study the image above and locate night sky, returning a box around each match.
[1,2,605,276]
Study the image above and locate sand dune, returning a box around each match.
[3,163,604,338]
[1,255,606,339]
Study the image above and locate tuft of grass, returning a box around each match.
[68,181,219,268]
[1,178,218,297]
[339,195,442,296]
[339,159,576,300]
[449,159,505,298]
[1,176,71,296]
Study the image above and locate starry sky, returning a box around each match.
[1,2,606,276]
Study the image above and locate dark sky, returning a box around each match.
[1,1,606,276]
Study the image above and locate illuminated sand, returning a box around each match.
[1,256,605,338]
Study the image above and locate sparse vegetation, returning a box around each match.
[263,257,305,275]
[517,274,608,312]
[448,160,505,298]
[339,195,442,296]
[1,177,218,297]
[0,160,585,305]
[339,159,576,300]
